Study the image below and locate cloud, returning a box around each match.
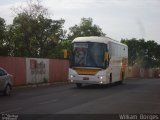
[44,0,95,10]
[0,1,26,24]
[0,4,13,24]
[0,0,160,43]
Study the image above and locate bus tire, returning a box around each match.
[109,73,112,85]
[76,83,82,88]
[119,72,124,84]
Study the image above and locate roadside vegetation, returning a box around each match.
[121,39,160,68]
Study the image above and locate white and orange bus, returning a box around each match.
[65,36,128,88]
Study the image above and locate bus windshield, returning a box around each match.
[70,42,108,68]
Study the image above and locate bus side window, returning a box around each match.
[108,43,112,58]
[111,43,115,57]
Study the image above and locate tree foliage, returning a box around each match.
[0,1,106,58]
[49,40,72,59]
[68,17,106,40]
[0,17,10,56]
[8,0,65,57]
[121,38,160,68]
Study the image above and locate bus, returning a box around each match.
[64,36,128,88]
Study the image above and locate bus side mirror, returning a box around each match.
[104,52,109,62]
[63,49,68,59]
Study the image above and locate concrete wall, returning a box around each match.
[0,56,69,86]
[127,66,140,78]
[127,66,160,78]
[49,59,69,83]
[26,58,49,84]
[0,56,26,86]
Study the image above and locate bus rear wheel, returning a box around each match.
[76,83,82,88]
[119,72,124,84]
[109,73,112,85]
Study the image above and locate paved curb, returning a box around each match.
[13,82,70,90]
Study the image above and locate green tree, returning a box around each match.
[31,15,65,57]
[0,17,5,41]
[0,17,10,56]
[121,38,160,68]
[9,0,66,58]
[49,40,72,59]
[144,40,160,68]
[68,17,106,40]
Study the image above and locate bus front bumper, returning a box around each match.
[69,75,109,85]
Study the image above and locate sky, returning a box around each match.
[0,0,160,44]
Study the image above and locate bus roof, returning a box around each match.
[72,36,127,47]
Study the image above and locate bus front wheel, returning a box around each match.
[76,83,82,88]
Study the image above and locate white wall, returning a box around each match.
[26,58,49,84]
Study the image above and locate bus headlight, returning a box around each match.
[98,76,104,80]
[100,81,103,84]
[71,80,73,82]
[70,75,75,78]
[70,75,74,78]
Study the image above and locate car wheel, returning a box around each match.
[4,85,11,96]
